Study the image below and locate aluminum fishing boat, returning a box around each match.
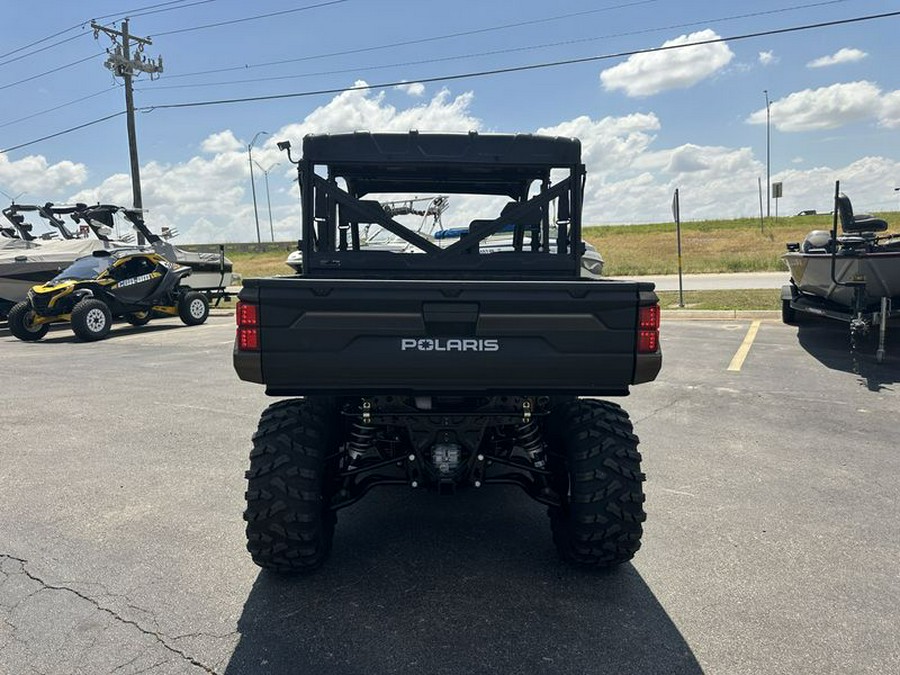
[782,183,900,362]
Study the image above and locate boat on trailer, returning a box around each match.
[782,181,900,362]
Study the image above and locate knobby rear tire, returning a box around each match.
[244,398,339,574]
[549,399,646,568]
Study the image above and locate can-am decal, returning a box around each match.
[116,272,159,288]
[401,338,500,352]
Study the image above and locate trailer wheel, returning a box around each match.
[8,301,49,341]
[244,398,339,573]
[548,399,645,568]
[178,291,209,325]
[71,298,112,341]
[126,311,151,326]
[781,298,797,325]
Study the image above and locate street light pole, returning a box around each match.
[248,131,268,243]
[764,89,771,219]
[255,161,280,242]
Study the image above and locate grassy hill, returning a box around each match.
[584,212,897,276]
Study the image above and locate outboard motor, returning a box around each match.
[802,230,832,253]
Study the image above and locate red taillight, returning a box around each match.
[638,304,660,354]
[236,301,258,327]
[236,302,259,351]
[238,327,260,351]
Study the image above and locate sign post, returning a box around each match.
[672,189,684,308]
[772,181,783,223]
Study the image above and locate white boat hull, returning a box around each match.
[0,239,123,305]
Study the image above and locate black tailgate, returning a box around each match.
[237,277,657,396]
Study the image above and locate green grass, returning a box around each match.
[657,289,780,311]
[584,212,897,276]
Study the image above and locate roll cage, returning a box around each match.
[292,132,587,279]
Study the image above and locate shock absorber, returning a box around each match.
[516,419,546,469]
[346,420,377,469]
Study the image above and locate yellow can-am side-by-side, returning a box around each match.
[8,249,209,342]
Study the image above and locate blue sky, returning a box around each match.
[1,0,899,242]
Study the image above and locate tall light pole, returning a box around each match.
[248,131,268,243]
[254,161,280,242]
[764,90,771,219]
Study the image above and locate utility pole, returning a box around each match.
[92,19,163,244]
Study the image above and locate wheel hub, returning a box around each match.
[86,308,106,332]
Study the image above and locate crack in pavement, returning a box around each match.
[632,397,683,425]
[0,554,220,674]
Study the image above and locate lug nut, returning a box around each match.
[408,454,416,462]
[474,480,482,488]
[477,454,484,461]
[411,480,419,488]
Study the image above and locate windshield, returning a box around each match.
[52,255,111,282]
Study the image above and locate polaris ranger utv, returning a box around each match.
[233,131,661,573]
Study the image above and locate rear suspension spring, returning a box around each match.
[347,420,377,468]
[516,420,547,469]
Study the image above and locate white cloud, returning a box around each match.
[201,130,243,154]
[746,81,897,132]
[877,90,900,129]
[396,82,425,97]
[600,29,734,97]
[29,83,899,244]
[758,51,778,66]
[537,113,660,178]
[68,83,483,244]
[807,48,867,68]
[0,154,87,197]
[276,81,481,144]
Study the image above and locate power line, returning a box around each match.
[0,52,105,91]
[0,0,215,66]
[0,32,93,68]
[0,111,126,154]
[141,10,900,111]
[94,0,218,21]
[0,25,83,61]
[152,0,350,37]
[162,0,666,80]
[3,9,898,155]
[0,86,119,129]
[143,0,858,92]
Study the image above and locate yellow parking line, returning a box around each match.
[727,320,762,372]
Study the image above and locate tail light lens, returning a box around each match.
[637,304,660,353]
[236,301,259,351]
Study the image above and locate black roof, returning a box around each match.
[300,132,582,197]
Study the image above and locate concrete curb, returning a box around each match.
[662,310,780,320]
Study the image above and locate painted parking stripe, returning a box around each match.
[727,320,762,372]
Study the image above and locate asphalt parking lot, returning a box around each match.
[1,314,899,674]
